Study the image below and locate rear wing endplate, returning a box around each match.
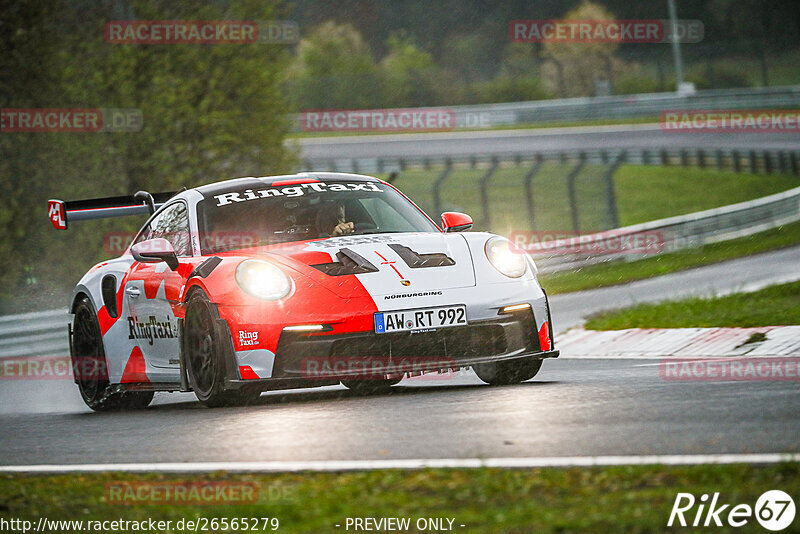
[47,191,177,230]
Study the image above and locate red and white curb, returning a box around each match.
[557,326,800,359]
[1,454,799,473]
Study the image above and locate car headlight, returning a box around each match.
[235,260,292,300]
[485,237,528,278]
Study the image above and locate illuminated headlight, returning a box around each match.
[485,237,528,278]
[235,260,292,300]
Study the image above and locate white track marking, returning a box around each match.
[1,454,798,473]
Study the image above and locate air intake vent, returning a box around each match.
[311,248,379,276]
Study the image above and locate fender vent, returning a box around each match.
[311,248,379,276]
[388,244,455,268]
[101,275,118,318]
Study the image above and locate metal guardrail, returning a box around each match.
[0,309,69,359]
[302,146,800,176]
[533,184,800,273]
[2,183,799,359]
[291,85,800,132]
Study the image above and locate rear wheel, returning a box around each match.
[184,291,261,407]
[473,357,542,386]
[72,297,153,411]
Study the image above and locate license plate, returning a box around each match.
[374,305,467,334]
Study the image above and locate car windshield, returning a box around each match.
[196,180,440,254]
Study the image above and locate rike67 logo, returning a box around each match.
[669,490,795,531]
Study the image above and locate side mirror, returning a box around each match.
[131,238,179,270]
[441,212,473,233]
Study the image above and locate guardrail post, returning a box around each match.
[642,149,650,165]
[431,159,453,220]
[603,151,625,229]
[399,158,406,171]
[732,151,741,173]
[523,155,544,230]
[660,150,669,166]
[328,160,336,172]
[764,151,773,174]
[779,152,788,175]
[750,151,758,174]
[479,158,500,230]
[791,152,799,176]
[377,158,384,174]
[351,159,359,174]
[680,149,689,167]
[566,154,587,233]
[716,150,724,172]
[697,150,706,169]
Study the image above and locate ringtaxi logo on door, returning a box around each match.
[668,490,795,531]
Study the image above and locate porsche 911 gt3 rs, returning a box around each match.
[49,172,558,410]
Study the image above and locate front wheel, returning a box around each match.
[71,297,153,411]
[473,357,542,386]
[184,291,261,407]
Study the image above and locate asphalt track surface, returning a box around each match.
[1,245,799,466]
[295,124,800,161]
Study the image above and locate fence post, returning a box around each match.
[716,150,724,172]
[697,150,706,169]
[566,154,587,233]
[764,151,773,174]
[603,151,625,229]
[523,155,544,230]
[791,152,799,176]
[431,159,453,220]
[750,151,758,174]
[479,158,500,230]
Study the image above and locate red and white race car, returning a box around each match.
[49,173,558,410]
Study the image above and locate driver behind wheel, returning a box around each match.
[316,200,354,237]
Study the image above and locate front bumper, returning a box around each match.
[226,308,557,388]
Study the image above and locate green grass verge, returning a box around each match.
[584,280,800,330]
[2,464,798,533]
[539,220,800,295]
[384,165,798,236]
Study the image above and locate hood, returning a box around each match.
[262,232,476,298]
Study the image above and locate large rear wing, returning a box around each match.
[47,191,178,230]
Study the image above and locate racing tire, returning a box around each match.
[473,357,542,386]
[184,291,261,408]
[341,377,402,395]
[72,297,154,411]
